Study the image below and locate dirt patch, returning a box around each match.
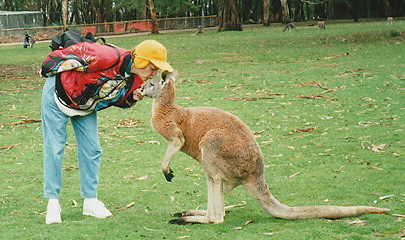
[320,31,405,44]
[0,30,61,44]
[0,64,39,82]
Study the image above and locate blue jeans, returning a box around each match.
[41,76,102,199]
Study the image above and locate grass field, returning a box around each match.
[1,20,404,239]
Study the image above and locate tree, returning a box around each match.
[62,0,68,31]
[263,0,271,26]
[280,0,290,23]
[148,0,159,34]
[218,0,242,31]
[382,0,392,16]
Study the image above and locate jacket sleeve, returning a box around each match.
[41,49,88,77]
[112,75,144,108]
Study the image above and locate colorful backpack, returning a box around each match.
[41,32,143,114]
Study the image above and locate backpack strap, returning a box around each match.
[55,74,73,106]
[84,32,106,45]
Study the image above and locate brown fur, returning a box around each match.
[317,20,325,29]
[140,70,390,224]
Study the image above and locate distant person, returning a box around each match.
[40,38,173,224]
[23,34,35,48]
[249,10,254,23]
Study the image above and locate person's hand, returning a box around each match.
[133,89,143,101]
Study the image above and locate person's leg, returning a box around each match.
[71,113,112,218]
[71,112,101,199]
[41,76,69,224]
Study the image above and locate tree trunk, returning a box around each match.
[349,0,360,22]
[4,0,13,10]
[280,0,290,23]
[62,0,69,31]
[148,0,159,34]
[382,0,391,17]
[218,0,242,31]
[263,0,271,26]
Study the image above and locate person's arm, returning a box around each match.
[112,75,144,108]
[41,50,87,77]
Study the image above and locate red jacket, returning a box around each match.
[41,42,143,111]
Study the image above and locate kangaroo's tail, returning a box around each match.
[242,176,390,220]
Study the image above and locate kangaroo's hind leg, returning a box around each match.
[169,173,225,224]
[169,145,226,224]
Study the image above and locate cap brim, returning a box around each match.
[134,56,173,72]
[150,59,173,72]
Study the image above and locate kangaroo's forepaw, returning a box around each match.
[173,212,183,218]
[169,218,202,225]
[169,218,188,225]
[163,169,174,182]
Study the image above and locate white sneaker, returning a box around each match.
[83,198,112,219]
[46,199,62,224]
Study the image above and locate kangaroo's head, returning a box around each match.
[140,70,178,99]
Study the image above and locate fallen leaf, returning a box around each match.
[6,119,41,125]
[136,174,149,180]
[348,219,366,225]
[123,173,135,179]
[371,143,388,152]
[69,199,79,207]
[243,220,255,226]
[62,165,78,171]
[323,52,349,60]
[287,172,301,178]
[34,211,46,216]
[1,143,21,151]
[379,195,394,200]
[343,68,366,75]
[294,127,317,133]
[270,154,283,157]
[224,201,247,210]
[114,202,135,211]
[299,81,329,90]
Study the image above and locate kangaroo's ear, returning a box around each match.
[170,69,178,81]
[161,69,178,84]
[161,70,170,83]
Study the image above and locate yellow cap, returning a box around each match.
[132,40,173,72]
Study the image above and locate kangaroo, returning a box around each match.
[316,17,326,29]
[140,70,390,224]
[283,22,297,32]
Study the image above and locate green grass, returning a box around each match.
[1,20,404,239]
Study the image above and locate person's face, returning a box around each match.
[130,62,159,81]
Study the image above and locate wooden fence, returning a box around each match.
[0,16,217,44]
